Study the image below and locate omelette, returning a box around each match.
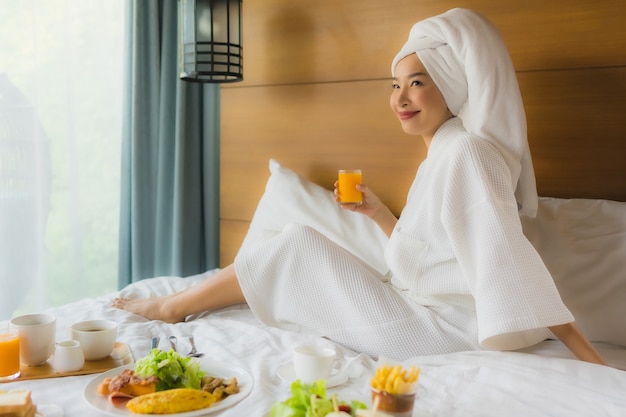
[125,388,217,414]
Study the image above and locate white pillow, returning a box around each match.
[237,159,389,274]
[237,160,626,347]
[521,197,626,347]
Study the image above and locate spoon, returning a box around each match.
[187,337,204,358]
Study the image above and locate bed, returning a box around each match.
[2,159,626,416]
[3,0,626,416]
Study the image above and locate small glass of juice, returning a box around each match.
[338,169,363,204]
[0,329,20,381]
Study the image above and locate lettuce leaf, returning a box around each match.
[134,348,205,391]
[269,380,366,417]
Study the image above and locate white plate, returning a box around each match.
[277,362,348,388]
[36,404,64,417]
[83,358,253,416]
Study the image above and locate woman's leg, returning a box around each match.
[112,264,245,323]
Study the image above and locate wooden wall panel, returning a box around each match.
[218,0,626,266]
[219,220,249,268]
[220,80,423,224]
[520,67,626,201]
[221,68,626,218]
[231,0,626,87]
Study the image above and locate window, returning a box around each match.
[0,1,125,319]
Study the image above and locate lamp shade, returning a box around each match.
[178,0,243,83]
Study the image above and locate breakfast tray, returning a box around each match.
[3,342,134,382]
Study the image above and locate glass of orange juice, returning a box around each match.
[0,329,20,381]
[338,169,363,204]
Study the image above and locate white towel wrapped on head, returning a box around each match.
[391,8,538,218]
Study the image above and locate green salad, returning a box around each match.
[134,348,205,391]
[269,380,367,417]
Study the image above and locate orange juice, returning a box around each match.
[0,331,20,380]
[338,169,363,204]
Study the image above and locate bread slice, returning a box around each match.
[0,403,37,417]
[0,389,33,416]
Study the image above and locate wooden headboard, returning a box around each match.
[218,0,626,267]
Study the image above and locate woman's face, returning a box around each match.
[390,53,452,144]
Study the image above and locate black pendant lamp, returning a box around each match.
[178,0,243,83]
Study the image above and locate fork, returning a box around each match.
[168,335,178,352]
[187,337,204,358]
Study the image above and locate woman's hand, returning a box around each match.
[334,181,380,216]
[548,322,609,366]
[334,181,397,237]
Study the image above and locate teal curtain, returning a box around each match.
[118,0,220,287]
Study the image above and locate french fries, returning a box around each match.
[370,364,420,395]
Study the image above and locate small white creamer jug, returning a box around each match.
[53,340,85,373]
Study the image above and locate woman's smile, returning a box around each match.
[398,110,420,120]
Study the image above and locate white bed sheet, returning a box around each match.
[2,270,626,417]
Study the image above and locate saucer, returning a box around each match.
[277,362,348,388]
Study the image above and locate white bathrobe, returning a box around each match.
[234,118,573,361]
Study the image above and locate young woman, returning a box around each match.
[114,8,606,365]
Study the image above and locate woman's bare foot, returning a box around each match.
[112,294,186,323]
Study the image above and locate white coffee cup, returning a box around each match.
[292,344,338,383]
[70,319,117,360]
[53,340,85,373]
[10,313,56,366]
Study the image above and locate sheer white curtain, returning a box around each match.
[0,0,125,320]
